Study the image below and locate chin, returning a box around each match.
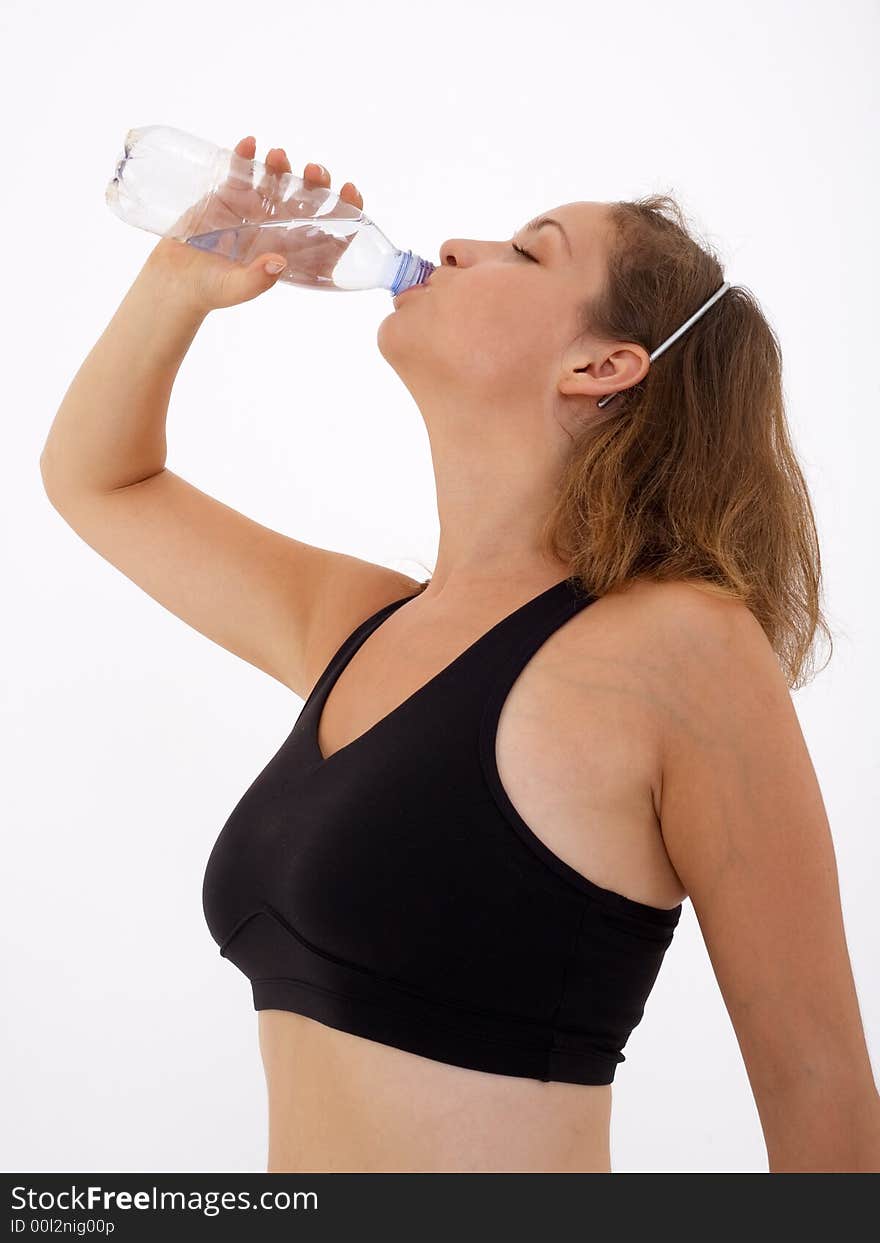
[376,311,419,364]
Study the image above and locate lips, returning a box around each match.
[393,284,430,306]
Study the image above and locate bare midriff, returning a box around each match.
[258,1010,613,1173]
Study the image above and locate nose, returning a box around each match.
[439,239,468,267]
[439,237,503,268]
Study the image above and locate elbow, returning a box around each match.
[762,1077,880,1172]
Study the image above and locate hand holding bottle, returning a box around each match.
[110,126,434,305]
[144,136,366,314]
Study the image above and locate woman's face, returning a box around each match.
[377,200,619,433]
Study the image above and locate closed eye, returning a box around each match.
[511,242,538,262]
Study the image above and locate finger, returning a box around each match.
[226,135,257,191]
[303,160,362,210]
[303,160,330,188]
[339,180,364,209]
[257,146,291,199]
[272,146,292,176]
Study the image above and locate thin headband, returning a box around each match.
[596,281,731,409]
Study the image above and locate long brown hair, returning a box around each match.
[538,192,832,690]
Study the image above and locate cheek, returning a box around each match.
[469,302,557,379]
[378,280,558,387]
[443,284,550,362]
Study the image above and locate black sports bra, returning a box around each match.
[202,576,683,1085]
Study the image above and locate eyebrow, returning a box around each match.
[525,216,572,256]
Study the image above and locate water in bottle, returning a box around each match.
[106,126,436,296]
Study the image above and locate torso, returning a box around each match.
[258,574,686,1173]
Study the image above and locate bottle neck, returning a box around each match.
[390,250,435,294]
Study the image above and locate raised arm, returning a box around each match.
[40,140,421,697]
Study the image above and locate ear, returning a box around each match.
[557,341,650,403]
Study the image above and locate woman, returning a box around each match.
[40,137,880,1173]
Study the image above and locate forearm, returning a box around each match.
[40,260,207,495]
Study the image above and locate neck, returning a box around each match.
[419,413,572,600]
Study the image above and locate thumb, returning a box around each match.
[260,254,287,279]
[218,252,287,307]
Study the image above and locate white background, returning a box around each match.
[2,0,877,1174]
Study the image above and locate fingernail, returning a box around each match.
[265,260,285,274]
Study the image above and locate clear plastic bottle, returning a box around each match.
[106,125,436,296]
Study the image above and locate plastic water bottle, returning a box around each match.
[106,125,436,296]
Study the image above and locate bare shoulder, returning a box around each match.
[300,559,425,696]
[595,572,769,667]
[564,577,779,807]
[621,578,785,738]
[565,576,770,719]
[605,574,762,636]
